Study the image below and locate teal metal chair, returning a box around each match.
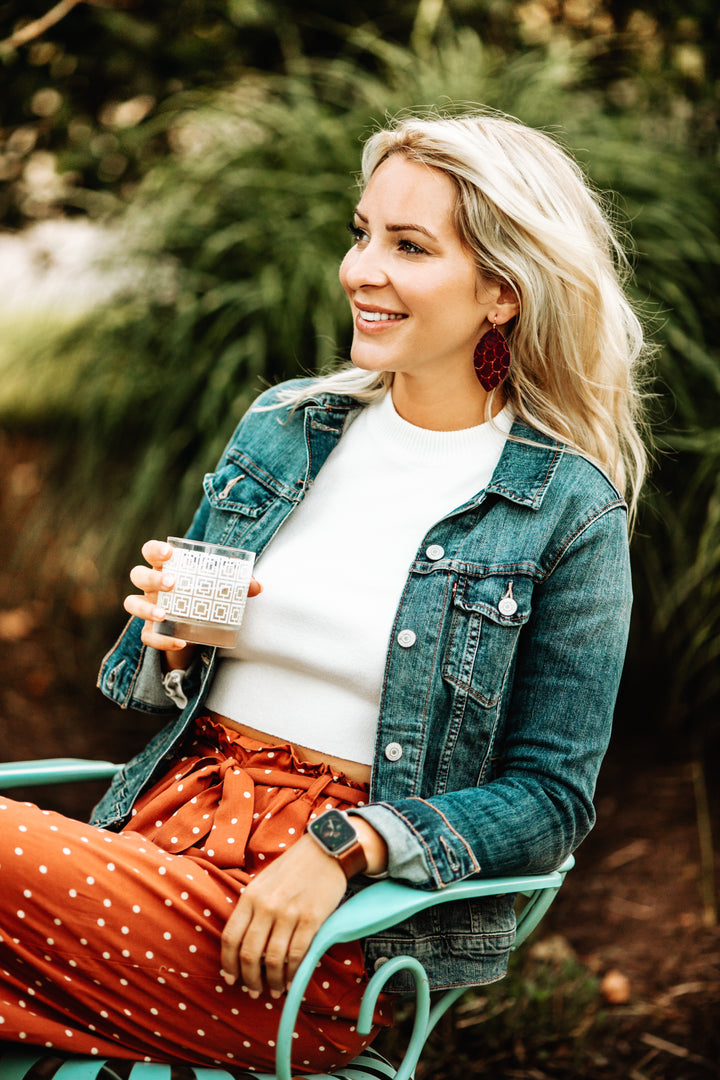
[0,758,574,1080]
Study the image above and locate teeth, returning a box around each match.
[359,311,405,322]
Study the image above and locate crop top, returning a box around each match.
[204,390,512,764]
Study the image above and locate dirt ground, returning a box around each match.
[1,435,718,1078]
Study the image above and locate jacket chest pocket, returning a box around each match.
[202,459,278,544]
[442,573,532,707]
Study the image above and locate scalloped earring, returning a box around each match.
[473,324,511,391]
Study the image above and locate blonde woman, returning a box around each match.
[0,111,648,1070]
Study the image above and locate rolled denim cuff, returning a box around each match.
[132,647,175,710]
[349,802,438,889]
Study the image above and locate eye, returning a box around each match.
[347,222,367,245]
[398,238,426,255]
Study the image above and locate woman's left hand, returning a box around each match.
[220,836,347,996]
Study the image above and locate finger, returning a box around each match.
[248,576,262,597]
[284,919,318,989]
[129,564,176,596]
[123,593,167,623]
[262,923,295,996]
[141,539,173,569]
[221,894,257,986]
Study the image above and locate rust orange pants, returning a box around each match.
[0,718,390,1071]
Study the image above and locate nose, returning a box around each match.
[340,238,390,292]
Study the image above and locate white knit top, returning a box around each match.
[205,391,512,764]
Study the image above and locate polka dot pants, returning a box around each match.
[0,720,390,1071]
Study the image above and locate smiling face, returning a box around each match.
[339,154,507,417]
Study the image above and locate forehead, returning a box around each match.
[360,154,458,232]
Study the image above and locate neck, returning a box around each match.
[391,370,503,431]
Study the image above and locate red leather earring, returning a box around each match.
[473,324,511,391]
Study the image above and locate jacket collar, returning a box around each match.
[308,391,566,512]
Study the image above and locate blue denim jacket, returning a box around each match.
[95,380,632,989]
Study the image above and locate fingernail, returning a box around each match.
[220,970,236,986]
[270,989,283,1000]
[161,574,175,588]
[152,607,166,621]
[248,989,260,1000]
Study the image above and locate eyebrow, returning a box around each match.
[354,208,438,242]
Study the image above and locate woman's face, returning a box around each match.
[339,154,501,389]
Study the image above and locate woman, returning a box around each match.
[0,111,648,1071]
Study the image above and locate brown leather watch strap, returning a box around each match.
[335,840,368,879]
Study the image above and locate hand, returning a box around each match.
[220,835,347,997]
[123,539,261,663]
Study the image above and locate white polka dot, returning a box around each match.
[163,932,172,940]
[103,899,112,908]
[288,828,296,835]
[158,867,166,875]
[18,825,27,833]
[189,945,197,953]
[23,890,32,899]
[62,847,71,855]
[145,951,154,960]
[132,905,141,913]
[39,865,48,874]
[97,919,105,927]
[14,848,23,856]
[86,877,95,885]
[107,863,115,871]
[178,1003,187,1011]
[69,889,77,898]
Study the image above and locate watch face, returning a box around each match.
[311,811,356,853]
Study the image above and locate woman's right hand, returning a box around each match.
[124,539,192,662]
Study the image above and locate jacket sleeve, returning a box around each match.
[351,503,632,889]
[96,440,226,712]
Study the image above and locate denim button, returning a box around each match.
[426,544,445,561]
[374,956,389,971]
[397,629,416,648]
[384,742,403,762]
[498,582,518,617]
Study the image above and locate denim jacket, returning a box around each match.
[95,380,632,990]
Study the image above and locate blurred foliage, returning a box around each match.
[0,2,719,749]
[1,0,718,223]
[379,935,604,1077]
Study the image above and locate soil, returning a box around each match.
[1,435,718,1078]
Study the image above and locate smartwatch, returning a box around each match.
[307,809,368,879]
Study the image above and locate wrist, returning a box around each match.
[352,817,389,877]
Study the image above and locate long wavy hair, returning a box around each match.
[277,110,652,524]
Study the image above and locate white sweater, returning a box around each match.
[205,391,512,764]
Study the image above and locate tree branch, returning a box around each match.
[0,0,86,52]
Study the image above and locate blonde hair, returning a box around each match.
[279,110,651,523]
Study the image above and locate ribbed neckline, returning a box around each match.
[362,389,513,465]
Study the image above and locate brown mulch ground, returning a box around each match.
[1,434,719,1078]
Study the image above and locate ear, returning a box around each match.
[491,283,520,327]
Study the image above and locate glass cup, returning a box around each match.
[153,537,256,648]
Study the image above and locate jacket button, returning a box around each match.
[397,629,416,648]
[426,544,445,561]
[384,742,403,762]
[374,956,389,971]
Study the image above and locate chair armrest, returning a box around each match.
[0,758,122,787]
[274,858,574,1080]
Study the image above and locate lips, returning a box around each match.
[354,303,408,330]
